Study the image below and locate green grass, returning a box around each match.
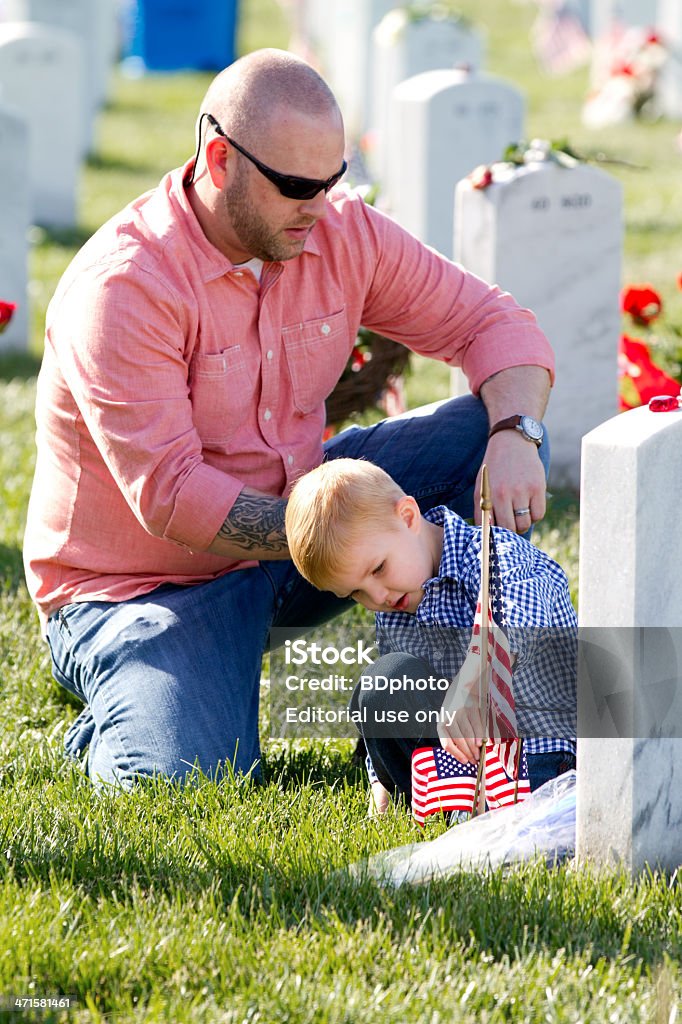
[0,0,680,1019]
[0,755,680,1023]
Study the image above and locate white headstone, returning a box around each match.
[1,0,116,154]
[325,0,396,141]
[590,0,659,38]
[0,22,82,227]
[453,152,622,488]
[0,101,29,350]
[658,0,682,118]
[368,8,484,187]
[577,405,682,872]
[387,69,525,259]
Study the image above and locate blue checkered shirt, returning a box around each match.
[365,506,577,785]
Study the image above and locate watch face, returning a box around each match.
[520,415,544,441]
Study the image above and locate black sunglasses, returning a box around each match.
[187,112,347,200]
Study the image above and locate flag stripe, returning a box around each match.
[411,742,530,824]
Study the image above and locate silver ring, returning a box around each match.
[513,507,530,517]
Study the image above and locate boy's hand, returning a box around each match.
[438,702,485,763]
[368,780,391,817]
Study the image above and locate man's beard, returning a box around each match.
[224,172,312,263]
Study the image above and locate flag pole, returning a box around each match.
[513,738,523,803]
[471,464,492,817]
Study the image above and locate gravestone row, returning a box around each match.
[2,0,117,154]
[0,0,117,350]
[0,23,82,227]
[368,9,484,193]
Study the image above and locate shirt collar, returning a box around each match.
[167,161,321,282]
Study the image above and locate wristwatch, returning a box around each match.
[488,414,544,447]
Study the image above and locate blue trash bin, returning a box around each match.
[125,0,239,72]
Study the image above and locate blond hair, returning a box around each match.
[286,459,406,591]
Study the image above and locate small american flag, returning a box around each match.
[416,530,531,825]
[411,741,530,825]
[483,530,517,740]
[531,4,591,77]
[412,746,478,825]
[438,531,518,741]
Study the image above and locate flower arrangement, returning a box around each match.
[375,2,471,45]
[467,138,582,191]
[0,300,16,335]
[618,279,682,410]
[325,326,411,430]
[583,26,668,129]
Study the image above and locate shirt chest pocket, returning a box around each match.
[189,346,252,448]
[281,309,350,415]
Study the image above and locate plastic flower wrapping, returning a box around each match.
[352,771,576,886]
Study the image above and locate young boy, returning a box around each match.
[285,458,577,815]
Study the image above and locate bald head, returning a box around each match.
[199,48,342,148]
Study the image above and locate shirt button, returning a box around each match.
[263,409,272,421]
[266,350,273,360]
[321,323,331,335]
[287,454,294,465]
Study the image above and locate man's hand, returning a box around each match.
[477,364,551,533]
[474,432,547,533]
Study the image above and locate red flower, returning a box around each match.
[618,333,681,410]
[621,285,662,325]
[350,345,367,372]
[677,273,682,291]
[0,300,16,334]
[469,164,493,190]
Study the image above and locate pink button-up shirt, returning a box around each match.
[23,164,554,626]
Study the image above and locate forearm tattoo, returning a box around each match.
[217,492,288,553]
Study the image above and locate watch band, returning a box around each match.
[488,414,543,446]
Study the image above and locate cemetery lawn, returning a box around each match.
[0,0,679,1019]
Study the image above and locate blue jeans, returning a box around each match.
[46,395,550,788]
